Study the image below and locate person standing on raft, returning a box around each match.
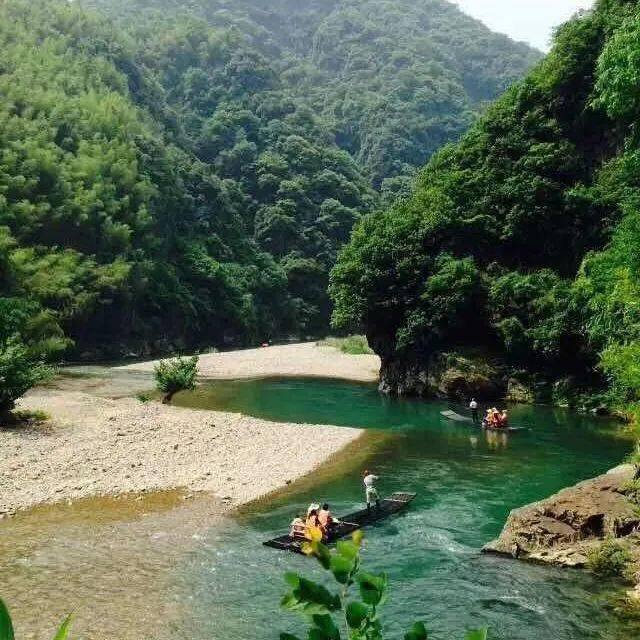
[469,398,479,424]
[363,470,380,512]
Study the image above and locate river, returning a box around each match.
[2,376,637,639]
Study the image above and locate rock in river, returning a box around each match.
[483,465,640,567]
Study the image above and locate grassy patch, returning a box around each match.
[0,409,51,429]
[587,538,633,578]
[621,478,640,506]
[318,335,373,355]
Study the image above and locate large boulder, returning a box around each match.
[505,377,535,403]
[483,465,640,567]
[378,351,507,400]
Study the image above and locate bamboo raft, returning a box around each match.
[263,492,417,553]
[440,409,525,432]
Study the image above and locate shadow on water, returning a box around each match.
[2,376,638,640]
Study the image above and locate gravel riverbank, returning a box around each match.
[1,343,378,515]
[118,342,380,382]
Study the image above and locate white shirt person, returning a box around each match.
[363,470,380,511]
[469,398,479,423]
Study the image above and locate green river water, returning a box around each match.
[3,376,639,639]
[172,378,636,640]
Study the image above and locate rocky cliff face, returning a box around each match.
[376,351,508,400]
[484,465,640,588]
[374,347,592,406]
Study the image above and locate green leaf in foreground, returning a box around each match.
[311,614,341,640]
[336,540,359,561]
[405,621,428,640]
[281,575,341,615]
[464,630,488,640]
[284,572,301,588]
[0,599,15,640]
[51,614,73,640]
[345,601,368,629]
[357,572,387,606]
[329,554,353,584]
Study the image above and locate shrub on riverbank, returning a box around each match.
[587,538,632,578]
[626,445,640,481]
[0,298,67,422]
[319,336,373,355]
[154,356,199,403]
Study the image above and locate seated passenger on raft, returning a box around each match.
[305,507,322,539]
[483,407,509,428]
[318,503,339,534]
[288,502,341,540]
[289,515,307,538]
[290,503,321,538]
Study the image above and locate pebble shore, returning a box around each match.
[1,343,379,515]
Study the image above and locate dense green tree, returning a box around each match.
[330,0,640,404]
[0,0,539,359]
[0,0,293,354]
[573,2,640,412]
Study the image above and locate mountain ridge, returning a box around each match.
[0,0,540,357]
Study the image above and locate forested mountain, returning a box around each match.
[330,0,640,413]
[0,0,539,358]
[86,0,539,189]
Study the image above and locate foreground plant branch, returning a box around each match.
[280,528,487,640]
[0,599,71,640]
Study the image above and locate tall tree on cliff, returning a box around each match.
[330,0,640,406]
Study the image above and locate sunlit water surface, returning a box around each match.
[2,377,638,639]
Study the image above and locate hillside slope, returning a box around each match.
[0,0,539,357]
[87,0,541,188]
[330,0,640,411]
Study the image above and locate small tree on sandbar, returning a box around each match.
[154,355,199,403]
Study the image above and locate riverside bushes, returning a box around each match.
[154,355,199,403]
[319,336,373,355]
[587,538,632,578]
[0,298,67,421]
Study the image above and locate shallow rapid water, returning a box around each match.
[175,378,637,639]
[2,377,638,639]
